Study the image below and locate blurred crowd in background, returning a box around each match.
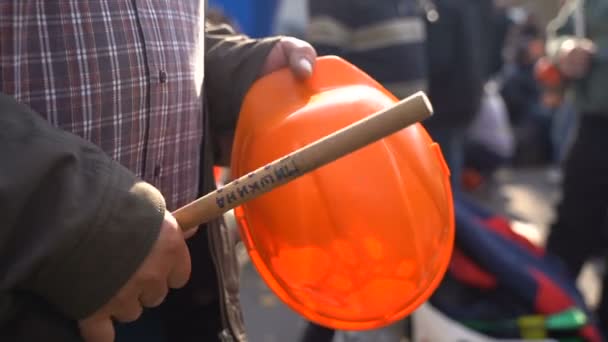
[208,0,575,191]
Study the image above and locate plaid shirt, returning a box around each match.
[0,0,205,210]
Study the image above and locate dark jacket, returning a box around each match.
[0,92,167,341]
[307,0,428,99]
[423,0,485,130]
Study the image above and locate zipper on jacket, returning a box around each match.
[207,220,236,341]
[207,223,228,329]
[201,97,239,341]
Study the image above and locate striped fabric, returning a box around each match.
[307,0,428,99]
[0,0,205,210]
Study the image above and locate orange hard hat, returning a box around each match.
[231,56,454,330]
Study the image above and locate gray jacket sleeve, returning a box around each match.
[205,23,280,132]
[205,23,280,165]
[0,93,165,320]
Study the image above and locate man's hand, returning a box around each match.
[259,37,318,79]
[558,38,596,79]
[78,211,192,342]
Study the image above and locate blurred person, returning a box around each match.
[501,23,545,125]
[439,0,516,188]
[488,0,517,78]
[544,0,608,334]
[0,2,317,342]
[501,32,555,165]
[307,0,428,99]
[469,0,506,80]
[500,9,545,123]
[307,0,487,189]
[422,0,486,187]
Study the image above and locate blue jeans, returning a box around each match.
[550,101,578,164]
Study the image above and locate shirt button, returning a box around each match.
[159,70,168,83]
[154,165,161,177]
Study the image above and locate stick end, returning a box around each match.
[412,91,434,118]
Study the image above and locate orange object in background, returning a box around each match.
[213,166,223,183]
[534,56,563,88]
[231,56,454,330]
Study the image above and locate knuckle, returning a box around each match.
[163,224,182,248]
[145,290,169,308]
[115,305,143,323]
[139,269,163,284]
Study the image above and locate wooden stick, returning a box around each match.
[173,91,433,231]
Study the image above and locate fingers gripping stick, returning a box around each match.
[173,91,433,231]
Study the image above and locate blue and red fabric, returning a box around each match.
[429,193,603,341]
